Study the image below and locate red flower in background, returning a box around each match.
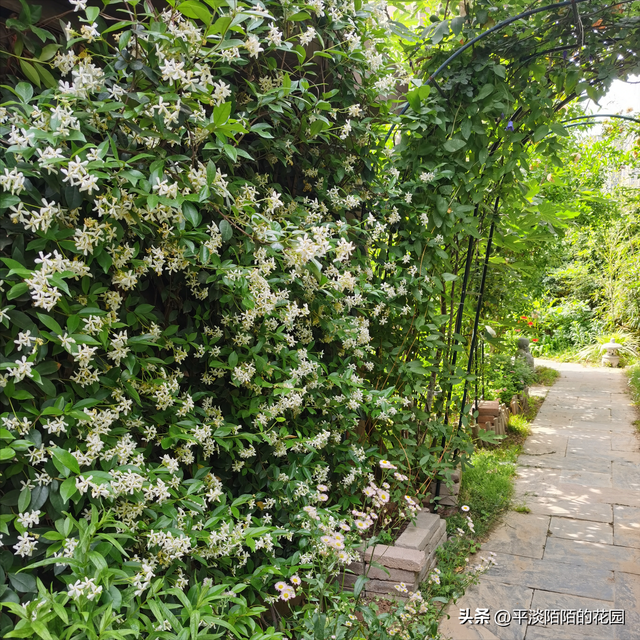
[527,321,533,326]
[532,338,539,342]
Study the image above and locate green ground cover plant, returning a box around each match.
[427,393,546,633]
[628,365,640,406]
[533,365,560,387]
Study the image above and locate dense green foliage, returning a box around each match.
[482,352,535,404]
[486,118,640,361]
[0,0,638,639]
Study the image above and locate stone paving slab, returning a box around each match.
[522,434,567,456]
[613,505,640,548]
[573,408,613,422]
[439,582,533,640]
[543,537,640,575]
[558,469,612,488]
[524,627,606,640]
[535,483,640,508]
[614,572,640,640]
[523,496,612,522]
[514,467,563,494]
[611,435,640,451]
[481,552,615,600]
[612,461,640,491]
[568,431,611,448]
[518,453,612,473]
[549,516,613,544]
[481,513,549,560]
[527,590,617,638]
[537,421,631,433]
[579,449,640,463]
[612,409,638,423]
[515,478,640,508]
[439,623,501,640]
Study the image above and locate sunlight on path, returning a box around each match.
[438,360,640,640]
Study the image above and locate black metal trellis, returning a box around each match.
[563,114,640,126]
[455,199,499,439]
[389,1,638,508]
[433,201,499,507]
[385,0,595,144]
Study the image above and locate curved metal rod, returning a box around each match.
[385,0,593,142]
[424,0,590,88]
[563,114,640,125]
[535,114,640,138]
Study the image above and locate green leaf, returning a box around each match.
[309,120,325,137]
[533,125,549,143]
[431,19,450,44]
[14,82,33,103]
[18,487,31,512]
[475,84,494,101]
[223,144,237,162]
[31,620,54,640]
[213,101,232,127]
[0,194,21,209]
[85,6,100,22]
[219,219,233,242]
[461,119,472,140]
[251,123,274,138]
[443,138,466,153]
[19,60,41,87]
[407,89,421,112]
[289,11,311,20]
[405,361,430,375]
[51,447,81,475]
[35,64,57,89]
[418,85,431,100]
[60,477,77,502]
[183,202,201,227]
[8,573,36,593]
[177,1,213,23]
[7,283,28,300]
[353,574,367,597]
[36,313,62,335]
[38,44,59,61]
[0,448,15,461]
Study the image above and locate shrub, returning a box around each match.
[483,354,536,404]
[0,1,467,637]
[526,300,601,356]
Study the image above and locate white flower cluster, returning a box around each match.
[68,577,103,600]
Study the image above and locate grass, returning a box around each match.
[626,364,640,433]
[533,365,560,386]
[628,364,640,405]
[423,389,551,632]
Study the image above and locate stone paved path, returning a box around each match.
[438,361,640,640]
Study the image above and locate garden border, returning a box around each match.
[344,511,447,596]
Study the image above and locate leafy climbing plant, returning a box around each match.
[0,0,638,638]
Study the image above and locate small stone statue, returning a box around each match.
[517,337,535,370]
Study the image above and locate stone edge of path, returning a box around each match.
[342,511,447,597]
